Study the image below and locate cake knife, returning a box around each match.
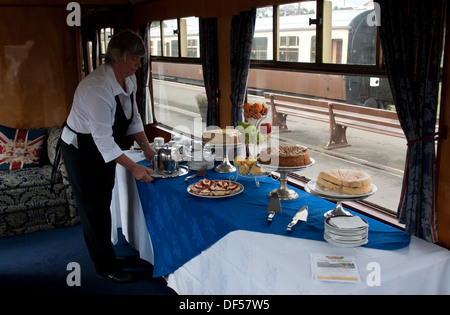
[287,205,308,232]
[184,164,208,182]
[266,193,282,222]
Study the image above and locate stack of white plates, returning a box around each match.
[324,216,369,247]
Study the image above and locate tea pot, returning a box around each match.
[152,145,180,174]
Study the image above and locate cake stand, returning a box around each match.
[304,179,377,218]
[214,143,242,173]
[257,158,315,200]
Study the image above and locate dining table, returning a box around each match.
[110,151,450,294]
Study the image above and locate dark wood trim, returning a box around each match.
[250,60,388,77]
[150,56,202,64]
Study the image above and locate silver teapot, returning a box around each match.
[152,145,180,174]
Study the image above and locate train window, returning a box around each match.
[252,6,273,61]
[331,39,343,64]
[246,69,401,213]
[252,37,269,60]
[147,16,203,133]
[170,39,179,57]
[99,28,113,65]
[150,17,200,59]
[279,36,300,61]
[252,0,381,68]
[163,19,178,57]
[180,17,200,58]
[150,21,162,56]
[151,61,206,136]
[99,28,112,56]
[323,0,377,65]
[187,39,199,57]
[278,2,316,63]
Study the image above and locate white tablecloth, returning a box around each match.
[111,151,450,294]
[166,230,450,294]
[111,150,154,264]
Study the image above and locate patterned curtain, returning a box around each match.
[230,8,257,127]
[376,0,445,242]
[199,17,219,127]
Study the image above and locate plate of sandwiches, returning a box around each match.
[187,178,244,198]
[306,169,377,200]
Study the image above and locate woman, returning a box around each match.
[61,30,156,283]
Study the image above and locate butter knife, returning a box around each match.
[287,205,308,232]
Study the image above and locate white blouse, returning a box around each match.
[62,64,144,163]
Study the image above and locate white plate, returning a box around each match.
[324,233,368,247]
[187,180,244,198]
[306,179,377,201]
[256,158,315,172]
[325,232,368,242]
[325,217,369,231]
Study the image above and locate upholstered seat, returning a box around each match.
[0,127,79,237]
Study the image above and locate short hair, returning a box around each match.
[105,29,145,64]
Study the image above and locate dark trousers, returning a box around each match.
[61,141,119,275]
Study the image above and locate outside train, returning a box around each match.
[149,7,393,109]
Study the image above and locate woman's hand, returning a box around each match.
[141,141,157,163]
[115,153,155,183]
[132,132,157,163]
[130,163,155,183]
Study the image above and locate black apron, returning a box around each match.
[61,94,133,275]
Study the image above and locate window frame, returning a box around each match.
[147,17,203,129]
[150,17,202,63]
[249,1,403,228]
[251,1,385,76]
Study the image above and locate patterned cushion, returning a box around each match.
[0,164,61,191]
[0,125,47,170]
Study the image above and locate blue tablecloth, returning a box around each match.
[135,161,410,277]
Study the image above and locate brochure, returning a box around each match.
[310,253,361,283]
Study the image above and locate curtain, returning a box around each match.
[199,17,219,127]
[230,8,257,127]
[139,23,150,120]
[376,0,445,242]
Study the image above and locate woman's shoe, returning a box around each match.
[98,270,136,283]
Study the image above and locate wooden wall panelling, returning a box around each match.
[0,6,78,128]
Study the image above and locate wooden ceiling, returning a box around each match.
[0,0,158,18]
[0,0,154,5]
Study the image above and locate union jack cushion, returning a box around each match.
[0,125,47,170]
